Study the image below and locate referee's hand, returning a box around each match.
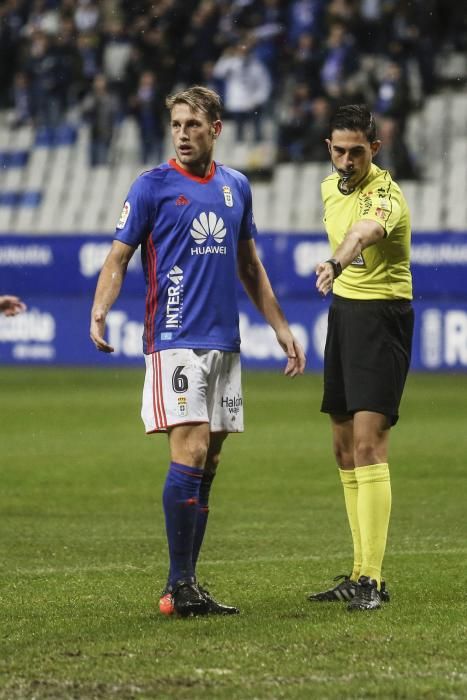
[315,261,334,296]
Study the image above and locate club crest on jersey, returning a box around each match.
[223,185,233,207]
[190,212,227,255]
[117,201,130,229]
[177,396,187,417]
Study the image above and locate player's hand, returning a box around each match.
[276,329,306,377]
[90,311,114,353]
[315,261,334,296]
[0,295,27,316]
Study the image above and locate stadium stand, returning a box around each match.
[0,0,466,235]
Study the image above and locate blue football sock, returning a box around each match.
[162,461,203,588]
[192,471,216,571]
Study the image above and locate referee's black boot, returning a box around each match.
[347,576,382,611]
[308,574,390,603]
[308,574,357,602]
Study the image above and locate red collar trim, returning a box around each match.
[169,158,216,183]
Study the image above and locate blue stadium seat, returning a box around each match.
[35,124,77,147]
[0,191,42,207]
[0,150,29,167]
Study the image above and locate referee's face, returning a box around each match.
[171,103,222,177]
[326,129,381,189]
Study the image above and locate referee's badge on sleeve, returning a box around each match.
[223,186,233,207]
[117,201,131,229]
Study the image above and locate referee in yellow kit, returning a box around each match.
[308,104,414,611]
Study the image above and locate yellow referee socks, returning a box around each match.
[339,468,362,582]
[355,463,392,589]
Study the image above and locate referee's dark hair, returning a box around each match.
[329,104,377,143]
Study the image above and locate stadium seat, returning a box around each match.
[268,163,299,231]
[1,84,466,236]
[449,93,467,138]
[251,182,273,231]
[398,181,420,228]
[3,163,24,191]
[215,120,235,164]
[0,208,14,231]
[101,163,142,232]
[416,183,443,231]
[35,145,74,233]
[445,139,467,231]
[436,51,467,84]
[10,125,34,150]
[113,117,140,164]
[79,166,112,232]
[294,163,329,233]
[0,150,29,167]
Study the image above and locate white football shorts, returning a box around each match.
[141,349,244,434]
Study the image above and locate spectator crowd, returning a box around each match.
[0,0,465,178]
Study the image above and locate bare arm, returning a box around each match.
[316,219,385,296]
[90,240,136,352]
[237,238,306,376]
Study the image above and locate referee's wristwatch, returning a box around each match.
[326,258,342,279]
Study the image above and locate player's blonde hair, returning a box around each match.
[165,85,222,122]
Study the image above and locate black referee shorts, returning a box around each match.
[321,295,414,426]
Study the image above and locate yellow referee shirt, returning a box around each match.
[321,163,412,300]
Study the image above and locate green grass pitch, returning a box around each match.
[1,368,466,699]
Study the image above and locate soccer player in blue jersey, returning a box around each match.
[90,86,306,617]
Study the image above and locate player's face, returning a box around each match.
[326,129,381,189]
[170,104,221,176]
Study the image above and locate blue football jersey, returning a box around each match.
[114,159,257,354]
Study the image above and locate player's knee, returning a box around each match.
[205,451,221,475]
[175,437,209,468]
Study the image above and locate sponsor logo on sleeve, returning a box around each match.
[116,201,131,229]
[375,207,387,220]
[359,193,372,216]
[351,254,365,266]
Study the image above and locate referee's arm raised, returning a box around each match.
[315,219,385,296]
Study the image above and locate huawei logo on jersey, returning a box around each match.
[191,212,227,243]
[190,212,227,256]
